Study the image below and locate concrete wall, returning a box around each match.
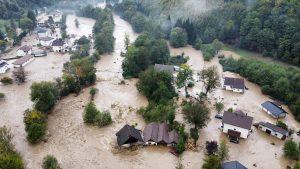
[222,123,250,139]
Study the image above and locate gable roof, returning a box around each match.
[18,45,32,52]
[261,101,286,117]
[157,123,169,144]
[154,64,175,74]
[143,123,159,143]
[116,125,143,146]
[39,37,54,41]
[222,161,247,169]
[13,55,33,65]
[51,39,64,46]
[168,130,179,144]
[222,111,253,130]
[224,77,245,90]
[258,122,288,135]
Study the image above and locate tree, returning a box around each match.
[30,81,59,113]
[206,141,218,155]
[0,126,24,169]
[13,66,27,84]
[27,10,37,27]
[176,64,193,88]
[199,66,220,95]
[83,102,100,124]
[20,17,34,31]
[75,19,79,28]
[89,87,97,101]
[202,155,221,169]
[217,139,229,161]
[190,128,199,143]
[124,33,130,49]
[42,155,59,169]
[283,140,300,160]
[23,109,47,144]
[95,111,112,127]
[170,27,188,48]
[294,163,300,169]
[182,101,210,129]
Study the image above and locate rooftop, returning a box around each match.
[222,161,247,169]
[222,111,253,130]
[116,124,143,146]
[52,39,64,46]
[0,60,8,68]
[13,55,33,65]
[224,77,245,90]
[258,122,288,135]
[261,101,287,117]
[18,45,32,52]
[154,64,175,74]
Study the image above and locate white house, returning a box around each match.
[37,28,50,38]
[261,101,287,119]
[51,39,69,52]
[39,37,54,47]
[17,45,32,57]
[222,111,253,142]
[257,122,288,140]
[0,60,9,74]
[12,55,34,68]
[223,77,245,93]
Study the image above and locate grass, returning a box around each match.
[222,44,261,58]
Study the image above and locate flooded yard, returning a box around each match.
[0,6,299,169]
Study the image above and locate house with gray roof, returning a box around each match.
[261,101,287,118]
[223,77,245,93]
[143,123,179,145]
[222,111,253,142]
[116,124,143,146]
[12,55,34,68]
[154,64,176,74]
[0,60,9,74]
[257,122,288,140]
[222,161,247,169]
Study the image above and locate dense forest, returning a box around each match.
[115,0,300,66]
[0,0,59,19]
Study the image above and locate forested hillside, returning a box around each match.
[115,0,300,66]
[0,0,59,19]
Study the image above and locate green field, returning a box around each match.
[222,44,262,58]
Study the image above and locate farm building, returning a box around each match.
[0,60,9,74]
[17,45,32,57]
[12,55,34,68]
[257,122,288,140]
[223,77,245,93]
[261,101,287,118]
[222,111,253,142]
[143,123,179,145]
[116,125,143,146]
[31,50,47,57]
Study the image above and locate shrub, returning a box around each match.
[83,102,100,124]
[294,163,300,169]
[0,77,13,85]
[138,102,175,123]
[206,141,218,155]
[89,87,97,100]
[176,136,185,155]
[13,67,27,83]
[202,155,221,169]
[283,140,300,160]
[95,111,112,127]
[276,121,288,130]
[0,93,4,99]
[187,82,194,88]
[23,110,47,144]
[215,102,224,113]
[42,155,59,169]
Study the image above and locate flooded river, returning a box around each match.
[1,5,299,169]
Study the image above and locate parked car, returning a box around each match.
[215,114,223,119]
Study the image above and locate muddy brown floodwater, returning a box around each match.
[1,8,299,169]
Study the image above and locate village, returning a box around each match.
[0,2,300,169]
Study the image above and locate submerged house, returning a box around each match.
[51,39,68,52]
[222,111,253,142]
[17,45,32,57]
[222,161,247,169]
[223,77,245,93]
[0,60,9,74]
[12,55,34,68]
[257,122,288,140]
[39,37,54,47]
[143,123,179,145]
[261,101,287,119]
[116,125,143,146]
[154,64,176,74]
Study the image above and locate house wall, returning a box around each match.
[40,40,53,47]
[223,85,244,93]
[52,46,63,52]
[222,123,250,139]
[258,125,285,139]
